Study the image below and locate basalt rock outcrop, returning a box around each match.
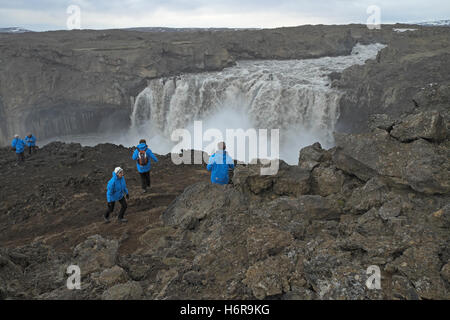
[335,110,450,195]
[1,110,448,300]
[335,26,450,134]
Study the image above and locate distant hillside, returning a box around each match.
[123,26,261,32]
[0,27,33,33]
[415,19,450,26]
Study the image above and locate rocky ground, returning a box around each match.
[0,23,449,300]
[1,109,448,300]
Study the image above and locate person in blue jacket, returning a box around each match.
[105,167,130,223]
[132,139,158,193]
[11,134,26,164]
[24,133,37,155]
[207,141,235,185]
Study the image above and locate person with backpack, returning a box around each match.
[24,133,37,155]
[11,134,26,164]
[207,141,235,185]
[105,167,129,223]
[132,139,158,193]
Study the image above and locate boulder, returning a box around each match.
[72,235,119,275]
[0,243,70,299]
[251,196,341,222]
[431,204,450,228]
[331,147,377,182]
[139,226,176,253]
[302,251,386,300]
[335,127,450,194]
[97,266,128,287]
[242,255,293,300]
[272,166,311,197]
[390,111,447,142]
[119,254,166,281]
[232,165,273,194]
[162,182,246,229]
[385,246,448,300]
[404,152,450,195]
[182,271,205,285]
[101,281,143,300]
[368,113,396,131]
[378,197,403,221]
[295,195,342,221]
[0,253,24,299]
[390,275,420,300]
[441,263,450,283]
[153,268,179,299]
[232,164,311,197]
[355,208,386,236]
[245,226,293,262]
[346,177,389,214]
[311,165,346,196]
[298,142,326,170]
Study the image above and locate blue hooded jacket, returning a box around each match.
[207,150,235,185]
[106,171,129,202]
[24,135,36,147]
[132,143,158,173]
[11,138,26,153]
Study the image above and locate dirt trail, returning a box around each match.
[0,142,209,255]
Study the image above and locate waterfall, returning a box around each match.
[42,43,386,164]
[130,43,386,164]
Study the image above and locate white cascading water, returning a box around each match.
[128,43,385,164]
[41,43,385,164]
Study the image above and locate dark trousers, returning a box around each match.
[28,146,35,155]
[105,197,127,219]
[140,171,151,190]
[16,152,24,163]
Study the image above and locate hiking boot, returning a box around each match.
[142,189,147,194]
[104,216,110,223]
[118,218,128,223]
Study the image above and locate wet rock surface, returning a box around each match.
[1,110,448,299]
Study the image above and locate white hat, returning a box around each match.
[114,167,123,175]
[14,134,19,138]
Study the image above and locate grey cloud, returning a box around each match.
[0,0,449,30]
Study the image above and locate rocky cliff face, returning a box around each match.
[3,24,444,147]
[0,110,448,300]
[0,25,363,146]
[0,30,233,146]
[335,27,450,133]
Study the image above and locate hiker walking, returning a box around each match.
[11,134,26,164]
[105,167,129,223]
[132,139,158,193]
[24,133,37,155]
[207,142,235,185]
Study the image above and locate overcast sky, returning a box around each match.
[0,0,449,31]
